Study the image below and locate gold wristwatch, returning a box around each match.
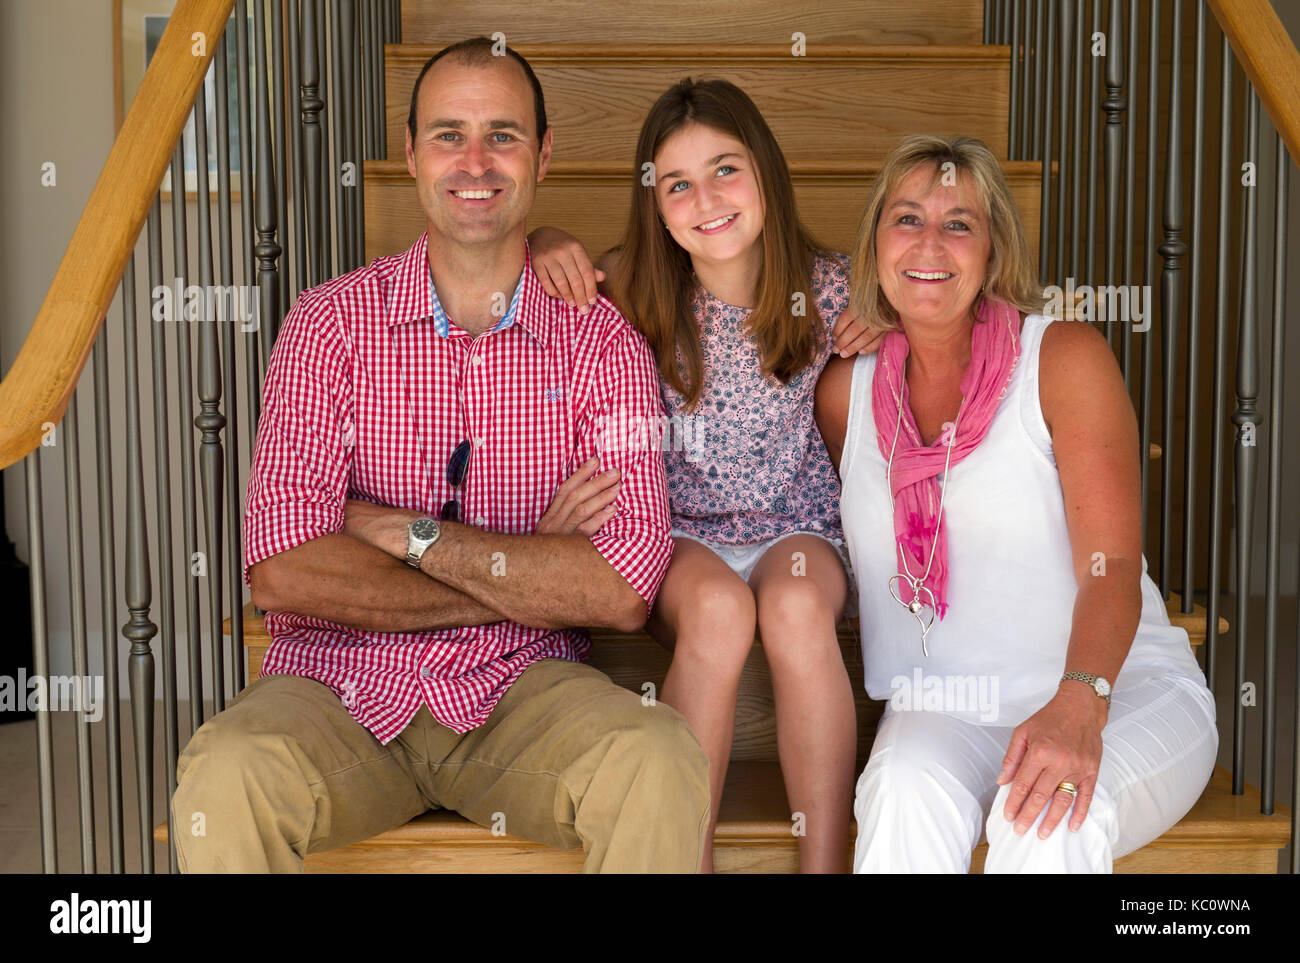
[1061,671,1111,705]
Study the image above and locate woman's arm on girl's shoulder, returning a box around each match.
[815,353,856,472]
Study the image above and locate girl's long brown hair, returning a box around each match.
[606,78,823,410]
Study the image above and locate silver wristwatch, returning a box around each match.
[405,517,441,567]
[1061,671,1111,705]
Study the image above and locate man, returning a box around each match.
[170,37,709,873]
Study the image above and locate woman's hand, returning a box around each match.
[996,683,1107,838]
[832,304,884,357]
[527,226,605,314]
[343,498,420,559]
[536,456,622,535]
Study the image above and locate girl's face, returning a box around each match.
[875,164,992,331]
[652,122,765,268]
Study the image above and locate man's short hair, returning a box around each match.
[406,37,548,147]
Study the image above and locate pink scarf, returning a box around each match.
[871,298,1022,621]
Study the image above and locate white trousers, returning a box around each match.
[853,674,1218,873]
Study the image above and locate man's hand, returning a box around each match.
[536,456,622,535]
[344,498,421,560]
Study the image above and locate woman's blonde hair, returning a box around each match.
[847,134,1044,332]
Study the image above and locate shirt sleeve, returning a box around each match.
[573,323,674,614]
[243,291,353,582]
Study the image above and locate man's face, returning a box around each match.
[405,56,551,246]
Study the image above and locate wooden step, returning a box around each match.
[385,43,1011,164]
[363,158,1044,273]
[399,0,986,48]
[154,761,1288,873]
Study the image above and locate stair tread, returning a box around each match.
[154,763,1288,850]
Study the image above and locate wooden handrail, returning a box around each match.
[1209,0,1300,165]
[0,0,235,470]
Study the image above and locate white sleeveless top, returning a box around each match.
[839,314,1206,726]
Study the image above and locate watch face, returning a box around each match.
[1095,677,1111,696]
[410,518,439,541]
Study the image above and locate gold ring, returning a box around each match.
[1056,782,1079,797]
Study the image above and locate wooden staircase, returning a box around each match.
[153,0,1291,872]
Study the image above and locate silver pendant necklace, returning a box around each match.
[885,358,960,657]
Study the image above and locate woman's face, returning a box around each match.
[875,164,992,332]
[652,121,765,268]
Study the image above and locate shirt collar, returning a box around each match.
[385,232,550,348]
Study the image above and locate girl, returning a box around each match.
[530,78,877,873]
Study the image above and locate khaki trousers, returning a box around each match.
[171,658,710,873]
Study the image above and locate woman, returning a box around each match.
[814,134,1217,873]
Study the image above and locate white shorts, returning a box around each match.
[669,528,858,617]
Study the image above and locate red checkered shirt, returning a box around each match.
[244,232,673,743]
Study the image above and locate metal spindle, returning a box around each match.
[330,0,349,271]
[352,3,367,264]
[235,0,261,458]
[62,390,95,872]
[288,0,307,302]
[1039,0,1057,281]
[1055,0,1073,285]
[1230,89,1260,796]
[121,248,158,874]
[254,0,283,354]
[146,197,180,874]
[26,453,56,872]
[373,0,386,161]
[1139,0,1161,537]
[302,0,324,290]
[361,0,374,162]
[1180,2,1208,625]
[317,0,334,283]
[1260,132,1288,815]
[272,0,289,319]
[1102,0,1126,349]
[1009,0,1022,158]
[91,326,124,873]
[1206,34,1235,702]
[1157,0,1186,602]
[1121,0,1138,385]
[1069,0,1084,280]
[169,143,203,735]
[1084,0,1100,285]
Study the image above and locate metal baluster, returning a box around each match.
[193,75,228,716]
[1032,0,1045,162]
[146,197,180,874]
[361,0,374,161]
[1158,0,1185,602]
[255,0,283,358]
[1021,0,1035,160]
[1039,0,1057,281]
[1055,0,1073,285]
[1084,0,1100,286]
[317,0,333,283]
[352,2,366,263]
[985,0,993,44]
[26,453,56,872]
[62,391,95,872]
[288,0,307,303]
[122,248,159,874]
[1230,89,1260,796]
[1206,34,1234,703]
[91,326,123,874]
[1180,2,1208,627]
[1261,132,1288,815]
[235,0,261,453]
[330,0,349,271]
[302,0,324,290]
[216,27,244,699]
[169,143,203,735]
[1069,0,1084,281]
[1121,0,1138,386]
[373,0,386,161]
[1009,0,1022,157]
[272,0,289,322]
[1102,0,1126,349]
[1139,0,1161,537]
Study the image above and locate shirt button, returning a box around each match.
[421,667,433,679]
[470,355,483,367]
[474,515,486,526]
[473,436,485,448]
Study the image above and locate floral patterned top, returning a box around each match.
[661,250,849,545]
